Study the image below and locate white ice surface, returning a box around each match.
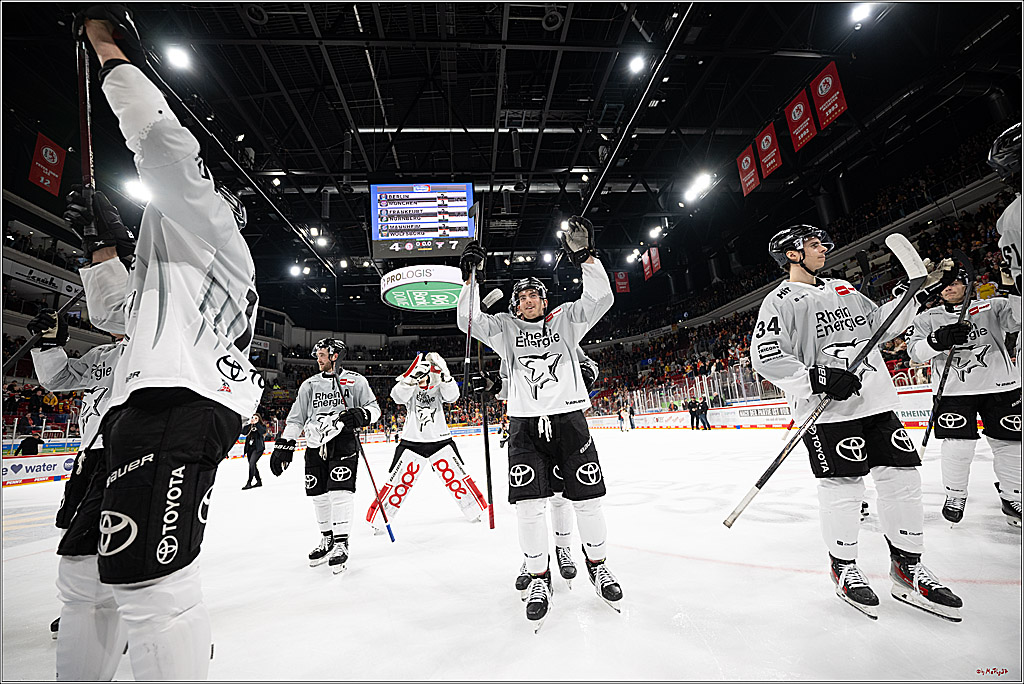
[2,428,1021,681]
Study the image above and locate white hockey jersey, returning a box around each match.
[457,260,613,417]
[100,64,262,419]
[495,346,597,402]
[997,195,1022,293]
[31,341,125,450]
[751,278,918,424]
[281,370,381,448]
[79,257,130,335]
[391,378,459,442]
[907,297,1021,395]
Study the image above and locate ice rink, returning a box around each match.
[3,427,1021,681]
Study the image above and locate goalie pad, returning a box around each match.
[366,446,422,530]
[428,444,488,519]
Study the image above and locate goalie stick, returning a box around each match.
[724,234,928,528]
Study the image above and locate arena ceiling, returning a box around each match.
[3,3,1021,331]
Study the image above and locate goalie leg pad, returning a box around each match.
[55,555,127,681]
[429,441,488,517]
[368,445,421,528]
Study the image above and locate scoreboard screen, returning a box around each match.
[369,182,476,259]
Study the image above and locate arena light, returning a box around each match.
[543,253,553,263]
[339,259,348,268]
[319,287,327,293]
[632,248,641,255]
[362,260,370,267]
[310,226,319,236]
[316,237,327,247]
[289,265,301,276]
[851,3,873,22]
[572,278,579,284]
[125,179,151,202]
[560,220,569,231]
[302,266,311,275]
[581,174,589,182]
[166,46,190,69]
[683,172,714,203]
[649,226,662,238]
[629,56,645,73]
[271,178,281,187]
[626,254,636,263]
[235,133,245,142]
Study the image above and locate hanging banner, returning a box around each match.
[785,90,818,152]
[613,271,630,293]
[810,61,848,131]
[650,247,662,275]
[641,251,653,281]
[756,122,782,179]
[736,145,760,196]
[28,133,66,197]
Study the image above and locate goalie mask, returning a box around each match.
[509,277,549,318]
[987,122,1021,188]
[769,224,835,276]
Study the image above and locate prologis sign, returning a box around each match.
[380,265,464,311]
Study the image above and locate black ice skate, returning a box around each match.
[888,541,962,622]
[995,482,1022,528]
[555,546,577,589]
[516,560,531,600]
[525,569,552,633]
[941,495,966,526]
[308,532,334,567]
[329,536,349,575]
[829,555,879,620]
[584,550,623,613]
[50,617,59,640]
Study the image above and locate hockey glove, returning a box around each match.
[396,353,431,385]
[338,407,372,430]
[928,322,971,352]
[27,309,69,350]
[270,438,296,476]
[559,215,596,266]
[459,240,486,282]
[808,366,862,401]
[581,360,599,391]
[470,372,502,397]
[424,352,452,382]
[64,187,137,265]
[72,4,149,70]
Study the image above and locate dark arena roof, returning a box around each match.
[3,2,1021,332]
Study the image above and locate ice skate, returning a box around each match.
[329,536,349,575]
[525,570,552,633]
[829,556,878,619]
[889,546,963,622]
[555,546,577,589]
[584,550,623,613]
[515,559,531,600]
[941,495,966,526]
[308,533,334,567]
[1000,497,1022,528]
[50,617,59,640]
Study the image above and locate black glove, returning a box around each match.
[470,372,502,397]
[928,322,971,352]
[808,365,862,401]
[64,187,136,264]
[338,407,372,430]
[270,438,296,476]
[72,4,149,68]
[581,362,598,391]
[459,240,486,282]
[27,309,69,350]
[559,215,596,266]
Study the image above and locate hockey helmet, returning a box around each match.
[987,122,1021,186]
[509,277,549,317]
[768,225,835,271]
[311,338,347,360]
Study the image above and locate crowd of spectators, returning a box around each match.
[5,226,84,274]
[2,380,81,437]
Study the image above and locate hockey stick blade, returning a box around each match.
[885,233,927,280]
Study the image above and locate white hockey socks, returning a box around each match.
[572,498,608,561]
[55,555,127,681]
[816,477,864,561]
[872,466,924,555]
[550,492,573,548]
[109,558,211,680]
[429,446,487,521]
[987,436,1022,502]
[313,493,332,535]
[516,498,550,574]
[940,438,976,496]
[329,490,354,538]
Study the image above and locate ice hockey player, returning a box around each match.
[458,215,621,631]
[270,338,380,574]
[63,8,265,679]
[751,224,963,621]
[907,263,1021,527]
[989,123,1022,298]
[365,352,488,532]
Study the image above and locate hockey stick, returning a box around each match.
[329,365,394,543]
[920,249,976,451]
[724,234,928,528]
[476,340,496,529]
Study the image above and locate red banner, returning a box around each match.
[613,271,630,293]
[736,145,760,196]
[641,251,653,281]
[785,90,818,152]
[756,122,782,179]
[650,247,661,274]
[29,133,66,197]
[810,61,847,131]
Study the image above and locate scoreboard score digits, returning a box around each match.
[370,182,476,259]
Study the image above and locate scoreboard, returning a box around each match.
[369,182,476,259]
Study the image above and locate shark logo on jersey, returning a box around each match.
[80,386,108,426]
[948,344,990,382]
[820,339,876,373]
[518,352,562,399]
[415,403,438,431]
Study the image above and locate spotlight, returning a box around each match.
[319,287,327,293]
[316,237,327,247]
[851,3,873,22]
[560,220,569,231]
[556,230,563,239]
[289,265,301,276]
[302,266,311,275]
[649,226,662,238]
[271,178,281,187]
[629,56,644,73]
[235,133,245,142]
[504,258,511,265]
[125,179,151,202]
[543,253,553,263]
[166,46,190,69]
[362,260,370,267]
[310,226,319,236]
[581,174,589,182]
[517,255,525,262]
[626,254,636,263]
[572,278,579,284]
[339,259,348,268]
[632,248,640,255]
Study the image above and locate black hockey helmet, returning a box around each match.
[311,337,346,360]
[768,224,835,272]
[509,277,549,317]
[987,122,1021,187]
